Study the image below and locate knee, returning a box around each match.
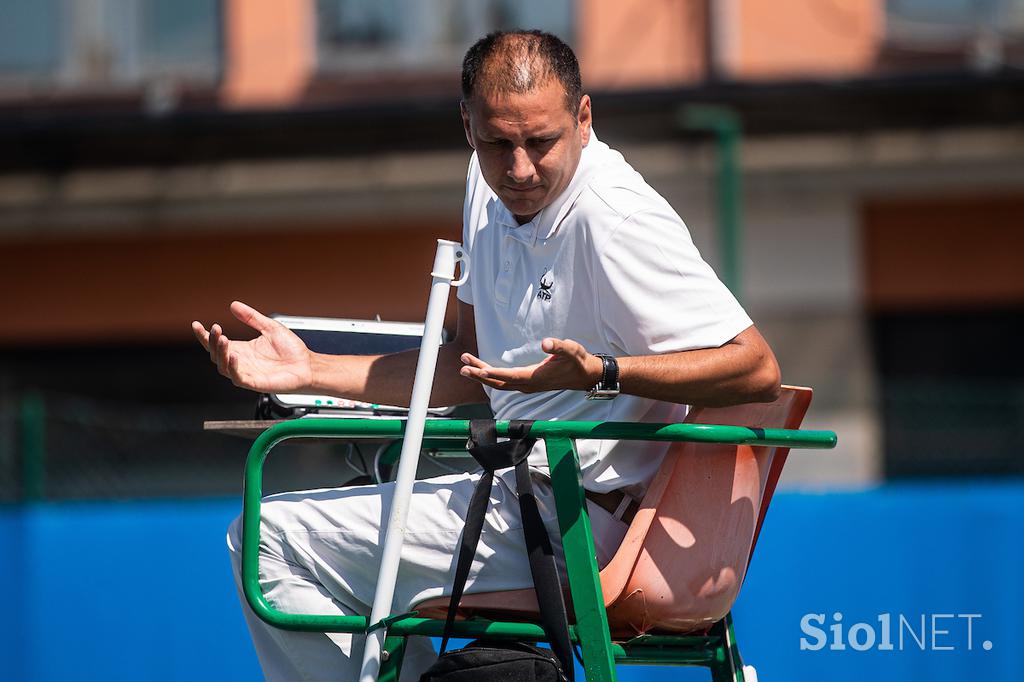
[226,513,243,559]
[229,499,292,564]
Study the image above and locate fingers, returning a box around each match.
[208,323,222,369]
[227,352,248,388]
[208,323,223,364]
[460,353,502,381]
[460,355,537,391]
[460,352,488,369]
[470,365,526,383]
[194,306,267,389]
[459,353,492,381]
[461,342,593,393]
[230,300,276,333]
[214,329,231,376]
[461,353,515,388]
[460,366,519,390]
[191,321,210,351]
[542,337,583,356]
[195,303,257,375]
[542,337,596,390]
[194,318,234,378]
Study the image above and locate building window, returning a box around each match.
[0,0,62,78]
[316,0,574,73]
[140,0,222,78]
[0,0,221,89]
[885,0,1024,70]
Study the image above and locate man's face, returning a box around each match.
[461,78,592,224]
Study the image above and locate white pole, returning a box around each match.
[359,239,469,682]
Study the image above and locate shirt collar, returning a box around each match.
[496,204,532,244]
[498,130,606,247]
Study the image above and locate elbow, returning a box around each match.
[707,355,780,407]
[728,326,782,404]
[752,354,782,403]
[756,377,782,404]
[737,336,781,404]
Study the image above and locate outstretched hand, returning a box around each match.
[459,338,603,394]
[192,301,314,394]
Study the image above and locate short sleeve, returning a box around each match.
[456,153,480,306]
[594,208,752,355]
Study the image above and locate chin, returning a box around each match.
[502,196,545,218]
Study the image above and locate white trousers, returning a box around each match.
[227,469,628,681]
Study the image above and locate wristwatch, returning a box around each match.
[586,353,620,400]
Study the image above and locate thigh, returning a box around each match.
[258,471,526,611]
[258,469,628,613]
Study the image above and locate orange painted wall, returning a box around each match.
[216,0,883,100]
[221,0,316,108]
[577,0,707,89]
[0,222,461,346]
[731,0,883,79]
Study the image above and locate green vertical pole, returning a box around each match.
[680,105,743,301]
[719,120,741,300]
[20,392,45,502]
[377,635,406,682]
[545,437,618,682]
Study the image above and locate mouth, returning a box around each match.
[504,185,542,195]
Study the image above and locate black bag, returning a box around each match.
[418,420,574,682]
[419,640,563,681]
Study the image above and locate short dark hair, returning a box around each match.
[461,30,583,116]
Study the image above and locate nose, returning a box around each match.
[507,147,535,184]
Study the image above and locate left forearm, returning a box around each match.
[460,326,780,405]
[614,327,781,407]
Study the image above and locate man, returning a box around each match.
[193,30,780,681]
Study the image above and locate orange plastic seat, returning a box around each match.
[414,385,812,638]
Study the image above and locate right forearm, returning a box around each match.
[308,344,486,408]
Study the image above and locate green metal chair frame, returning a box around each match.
[240,418,837,681]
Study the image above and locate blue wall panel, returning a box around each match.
[2,482,1021,681]
[731,481,1022,681]
[0,511,28,682]
[1,500,261,682]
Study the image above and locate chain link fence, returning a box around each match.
[0,392,19,503]
[3,375,1021,502]
[1,390,370,501]
[882,379,1024,477]
[0,389,485,502]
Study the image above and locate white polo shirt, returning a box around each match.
[458,131,753,498]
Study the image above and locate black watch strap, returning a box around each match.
[588,353,620,400]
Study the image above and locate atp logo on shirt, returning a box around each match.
[537,268,553,301]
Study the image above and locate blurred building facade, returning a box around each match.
[1,0,1022,500]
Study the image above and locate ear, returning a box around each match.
[460,101,475,150]
[577,95,592,147]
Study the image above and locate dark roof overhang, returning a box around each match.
[1,68,1021,173]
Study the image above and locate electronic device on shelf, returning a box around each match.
[255,315,453,420]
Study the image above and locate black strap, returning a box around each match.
[438,420,574,681]
[511,436,577,681]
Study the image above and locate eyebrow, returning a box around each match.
[480,129,562,143]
